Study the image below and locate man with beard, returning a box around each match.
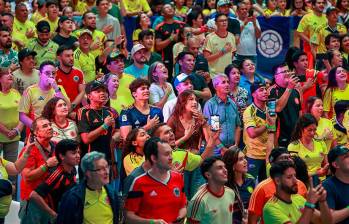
[27,20,59,66]
[73,11,106,57]
[1,12,14,33]
[124,44,149,79]
[57,151,120,224]
[78,80,116,161]
[243,82,275,182]
[19,61,69,128]
[73,29,96,83]
[203,74,241,155]
[125,137,187,223]
[12,48,39,94]
[0,25,17,70]
[263,161,332,224]
[56,45,85,112]
[27,139,80,223]
[52,16,78,48]
[187,156,235,223]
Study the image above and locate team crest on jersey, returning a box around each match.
[173,187,180,197]
[57,78,62,83]
[38,96,45,101]
[73,76,80,82]
[122,115,127,122]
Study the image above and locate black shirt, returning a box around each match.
[52,34,78,49]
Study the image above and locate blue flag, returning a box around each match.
[256,16,291,79]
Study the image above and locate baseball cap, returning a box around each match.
[173,73,193,88]
[326,6,338,15]
[18,48,37,61]
[131,43,146,57]
[37,0,46,7]
[106,51,126,65]
[78,29,93,38]
[59,15,73,24]
[36,20,50,33]
[85,80,107,94]
[328,145,349,166]
[269,147,289,164]
[250,82,266,94]
[217,0,231,7]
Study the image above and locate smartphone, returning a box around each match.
[298,75,306,82]
[267,98,277,116]
[248,9,254,17]
[210,115,220,131]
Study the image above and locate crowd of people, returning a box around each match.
[1,0,349,223]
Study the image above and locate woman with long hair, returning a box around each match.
[167,90,210,153]
[132,13,153,44]
[223,147,255,224]
[122,128,150,176]
[337,0,349,29]
[290,0,307,16]
[41,97,79,144]
[187,7,206,49]
[173,26,193,63]
[148,62,176,108]
[288,114,329,184]
[225,63,249,118]
[0,68,23,177]
[323,66,349,118]
[306,96,336,151]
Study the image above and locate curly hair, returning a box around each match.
[171,90,196,119]
[41,97,66,120]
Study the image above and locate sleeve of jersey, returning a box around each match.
[296,16,307,33]
[124,180,144,213]
[18,88,32,113]
[59,85,70,103]
[263,202,291,224]
[322,89,332,112]
[243,107,256,129]
[119,109,132,127]
[35,168,62,198]
[78,110,92,134]
[185,152,202,172]
[248,185,266,216]
[187,192,206,222]
[141,0,151,12]
[287,142,300,155]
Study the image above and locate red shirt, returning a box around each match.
[56,67,84,103]
[125,171,187,223]
[19,144,54,200]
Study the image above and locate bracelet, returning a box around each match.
[266,124,276,131]
[286,88,292,92]
[40,164,47,172]
[178,139,185,145]
[14,127,21,136]
[304,201,316,209]
[54,87,61,93]
[346,205,349,209]
[221,48,226,55]
[149,220,155,224]
[102,123,109,130]
[169,36,174,42]
[23,152,30,158]
[217,143,224,148]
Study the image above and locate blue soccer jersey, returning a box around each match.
[119,105,163,128]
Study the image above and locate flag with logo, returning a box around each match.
[256,16,291,79]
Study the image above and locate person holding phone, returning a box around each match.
[243,82,276,182]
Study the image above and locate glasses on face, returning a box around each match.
[44,71,56,77]
[90,165,110,173]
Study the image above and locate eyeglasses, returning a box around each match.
[90,165,110,173]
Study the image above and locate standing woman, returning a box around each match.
[132,13,153,44]
[223,147,255,224]
[122,128,150,176]
[167,90,210,154]
[337,0,349,29]
[288,114,329,185]
[225,63,249,118]
[323,66,349,118]
[306,96,336,152]
[148,62,176,108]
[0,68,23,168]
[41,97,79,144]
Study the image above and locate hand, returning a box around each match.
[317,164,329,177]
[266,113,277,126]
[153,219,168,224]
[191,109,205,122]
[287,74,299,89]
[46,156,59,168]
[48,78,58,90]
[25,28,35,38]
[104,115,114,127]
[172,163,184,173]
[223,42,233,54]
[115,35,125,46]
[7,129,18,139]
[207,129,221,147]
[24,142,35,154]
[323,128,334,140]
[302,78,315,91]
[170,31,178,42]
[184,123,196,138]
[318,185,327,203]
[102,24,113,34]
[90,40,102,51]
[9,63,18,72]
[164,84,172,96]
[306,177,322,204]
[146,115,160,129]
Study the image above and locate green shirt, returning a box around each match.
[27,39,59,66]
[263,194,306,224]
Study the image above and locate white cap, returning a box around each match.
[131,43,146,57]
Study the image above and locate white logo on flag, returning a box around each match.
[257,30,283,58]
